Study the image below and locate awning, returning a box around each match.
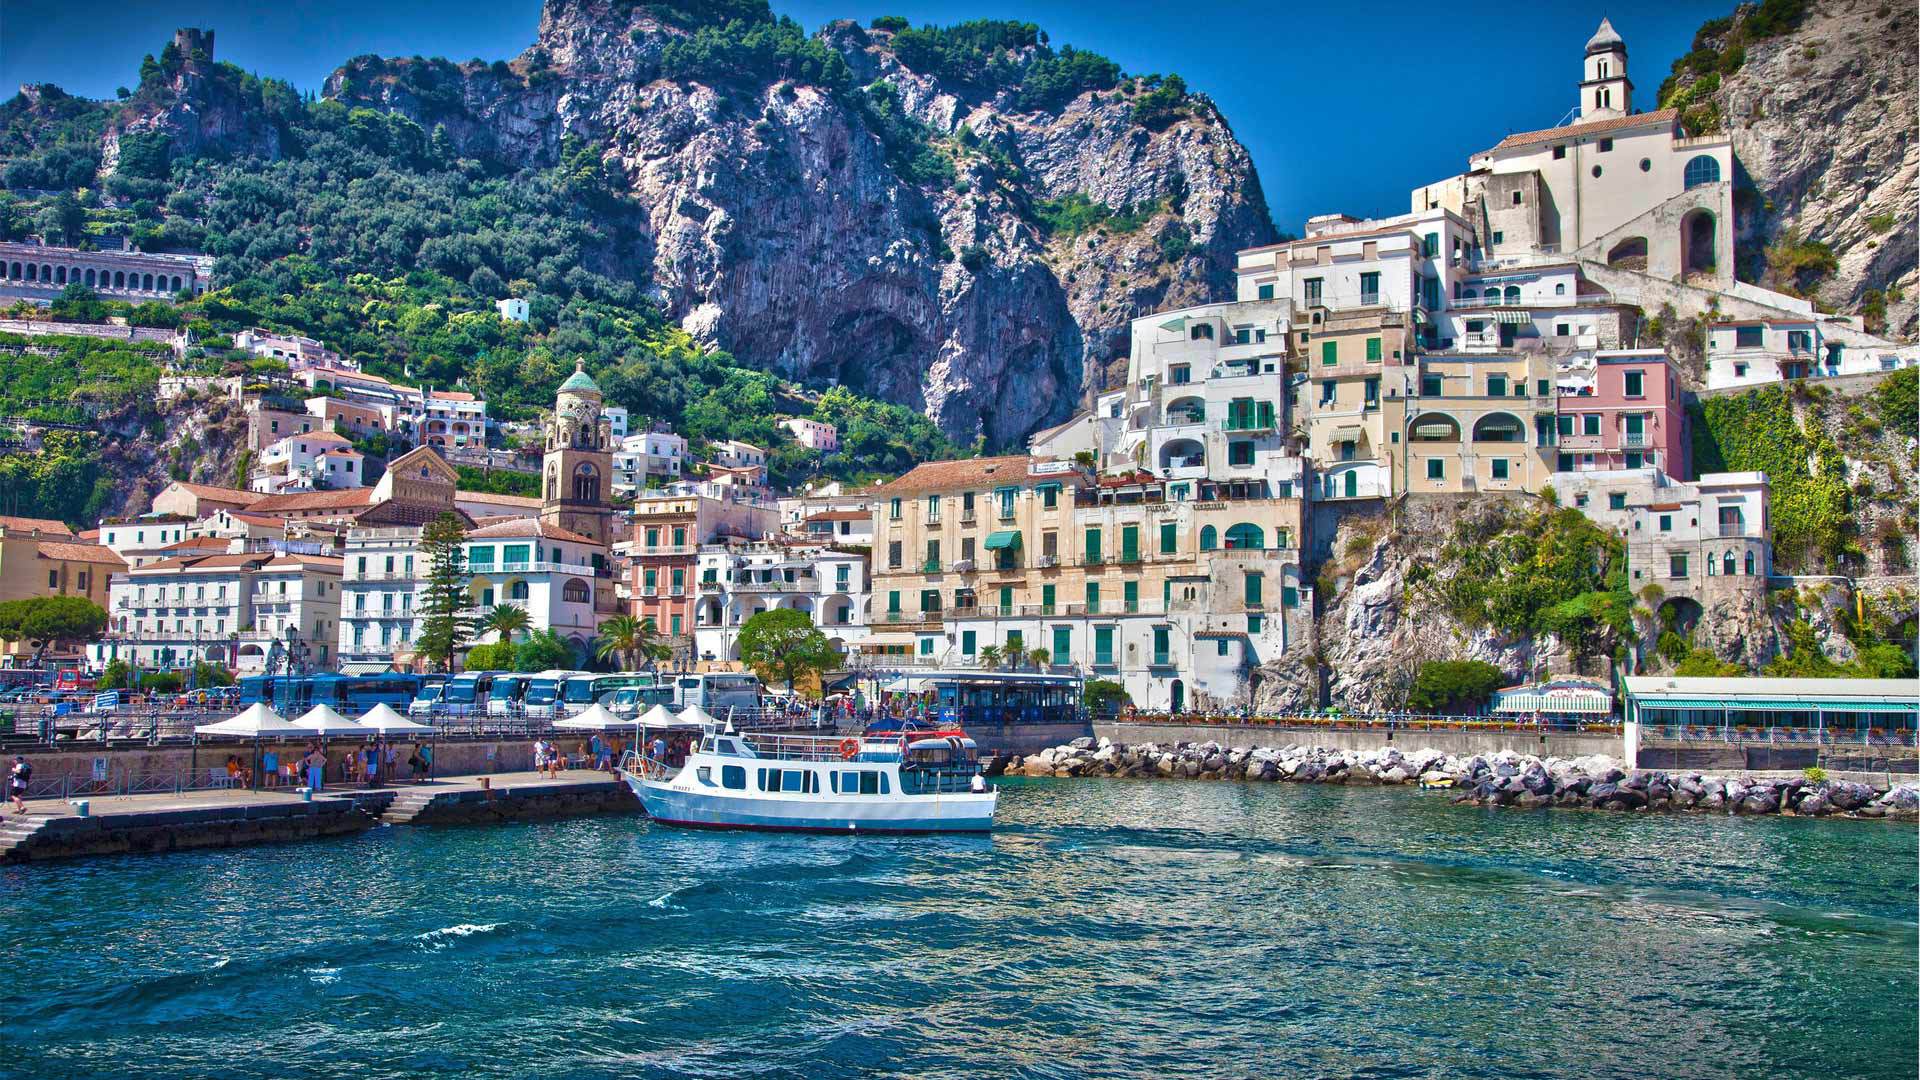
[1637,698,1918,713]
[1329,425,1364,443]
[984,531,1022,550]
[1494,691,1613,714]
[1493,310,1531,324]
[1159,316,1189,332]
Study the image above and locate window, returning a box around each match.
[1217,639,1230,657]
[1492,230,1503,245]
[1639,157,1652,172]
[1244,572,1263,606]
[1733,362,1749,378]
[1228,441,1254,467]
[1556,323,1571,337]
[1365,337,1381,362]
[1042,485,1058,509]
[1423,232,1438,257]
[1683,155,1721,189]
[919,637,933,656]
[962,630,976,655]
[1537,379,1551,397]
[1513,190,1524,205]
[1421,374,1443,397]
[1160,522,1177,554]
[887,541,902,569]
[1658,514,1672,532]
[1152,626,1170,666]
[1609,493,1627,510]
[889,497,902,520]
[1487,374,1507,397]
[1669,554,1689,578]
[926,495,940,520]
[1551,145,1566,160]
[1085,582,1100,612]
[925,539,940,568]
[1093,626,1115,666]
[887,591,900,614]
[1256,282,1274,300]
[1598,137,1613,152]
[722,765,746,790]
[1582,414,1601,436]
[1198,525,1217,551]
[1282,585,1299,609]
[1491,459,1509,481]
[1623,370,1645,397]
[1321,340,1338,366]
[1303,277,1323,303]
[1591,165,1603,178]
[1735,325,1764,348]
[1426,459,1444,480]
[1359,272,1380,303]
[1084,527,1102,563]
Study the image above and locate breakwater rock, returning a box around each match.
[992,739,1920,822]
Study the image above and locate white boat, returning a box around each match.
[620,726,996,834]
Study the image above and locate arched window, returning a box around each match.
[54,266,66,284]
[508,581,529,601]
[545,466,558,501]
[562,579,591,604]
[171,275,182,292]
[1722,552,1736,577]
[1683,155,1721,189]
[1503,285,1521,304]
[1472,413,1526,443]
[83,268,95,286]
[1460,288,1478,302]
[572,463,599,503]
[113,271,125,289]
[142,273,154,291]
[1190,323,1214,341]
[22,263,34,282]
[1198,525,1217,551]
[1224,523,1265,550]
[1744,550,1755,576]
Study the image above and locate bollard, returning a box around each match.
[69,799,89,817]
[300,786,313,803]
[480,776,494,801]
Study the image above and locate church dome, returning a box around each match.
[558,361,600,395]
[1586,17,1624,55]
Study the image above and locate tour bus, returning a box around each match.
[600,682,678,719]
[242,673,426,713]
[519,669,586,719]
[440,671,500,717]
[671,672,764,713]
[486,674,532,717]
[558,673,657,715]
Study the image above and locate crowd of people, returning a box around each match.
[223,741,436,792]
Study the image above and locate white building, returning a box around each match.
[1551,467,1771,606]
[711,439,766,472]
[780,418,839,453]
[692,540,870,662]
[94,547,343,673]
[604,406,629,440]
[419,390,488,448]
[339,528,426,672]
[798,509,874,547]
[463,519,608,654]
[251,431,366,494]
[613,429,688,493]
[234,328,347,372]
[496,297,529,323]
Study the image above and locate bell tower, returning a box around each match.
[540,360,614,547]
[1581,18,1631,121]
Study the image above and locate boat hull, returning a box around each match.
[623,773,995,833]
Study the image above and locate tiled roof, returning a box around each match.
[159,537,233,553]
[261,554,344,571]
[804,510,871,523]
[227,511,289,527]
[428,389,478,401]
[165,481,267,506]
[0,515,75,537]
[466,518,600,545]
[133,552,264,573]
[1487,109,1678,153]
[37,541,124,565]
[454,490,542,508]
[250,488,377,513]
[872,455,1048,496]
[76,528,100,542]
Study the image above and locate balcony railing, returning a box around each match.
[1623,431,1649,448]
[921,559,942,573]
[469,560,597,577]
[1716,523,1763,538]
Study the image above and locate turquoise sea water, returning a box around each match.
[0,779,1913,1080]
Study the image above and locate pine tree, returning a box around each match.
[415,512,474,673]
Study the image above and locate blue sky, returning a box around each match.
[3,0,1732,229]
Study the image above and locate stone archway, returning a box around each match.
[1658,597,1704,638]
[1681,210,1716,277]
[1606,236,1647,271]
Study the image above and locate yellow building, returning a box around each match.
[1403,352,1559,495]
[0,516,123,664]
[1301,306,1413,501]
[866,457,1307,711]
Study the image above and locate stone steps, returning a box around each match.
[381,792,439,825]
[0,815,50,858]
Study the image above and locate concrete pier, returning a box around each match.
[0,769,642,863]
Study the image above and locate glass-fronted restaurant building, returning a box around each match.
[1622,676,1919,744]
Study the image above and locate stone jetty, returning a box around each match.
[995,738,1920,822]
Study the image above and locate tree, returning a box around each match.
[1083,678,1129,716]
[512,628,574,672]
[735,608,838,693]
[97,658,130,690]
[0,595,108,646]
[414,512,474,673]
[1406,660,1506,714]
[978,644,1003,671]
[595,614,669,671]
[478,603,530,643]
[464,640,516,671]
[1025,647,1051,671]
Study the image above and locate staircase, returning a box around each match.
[381,789,440,825]
[0,815,50,860]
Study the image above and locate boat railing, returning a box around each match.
[740,731,881,762]
[618,748,675,781]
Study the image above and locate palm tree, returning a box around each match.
[479,603,530,643]
[595,614,670,672]
[1026,647,1051,672]
[978,644,1003,671]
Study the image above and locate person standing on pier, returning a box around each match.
[303,746,326,793]
[8,756,30,815]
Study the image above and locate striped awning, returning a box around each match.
[1493,310,1531,324]
[1638,698,1918,713]
[1494,689,1613,714]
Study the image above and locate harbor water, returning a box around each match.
[0,779,1913,1079]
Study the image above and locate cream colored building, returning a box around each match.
[866,456,1306,712]
[1403,352,1559,495]
[95,547,343,673]
[0,517,120,665]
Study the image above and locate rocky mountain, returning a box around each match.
[1658,0,1916,337]
[322,1,1274,445]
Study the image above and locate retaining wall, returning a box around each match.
[6,798,375,862]
[960,721,1093,756]
[16,737,552,792]
[403,779,638,825]
[1094,722,1623,759]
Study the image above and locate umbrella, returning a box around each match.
[553,704,631,730]
[195,703,308,738]
[292,704,370,736]
[677,704,719,728]
[356,703,436,735]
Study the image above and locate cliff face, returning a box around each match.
[1665,0,1916,337]
[323,2,1274,445]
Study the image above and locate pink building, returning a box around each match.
[1554,350,1689,479]
[780,418,839,453]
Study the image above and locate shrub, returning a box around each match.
[1082,678,1129,716]
[1406,660,1505,714]
[1131,74,1187,130]
[1801,765,1828,784]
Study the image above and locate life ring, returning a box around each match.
[838,738,861,761]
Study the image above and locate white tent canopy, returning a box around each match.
[677,704,719,728]
[553,704,631,730]
[195,703,309,739]
[357,703,436,734]
[637,703,682,729]
[292,704,370,736]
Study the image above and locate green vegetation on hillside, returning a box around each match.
[0,329,177,421]
[1657,0,1808,133]
[1691,384,1850,567]
[1033,193,1162,240]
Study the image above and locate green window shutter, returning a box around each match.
[887,590,900,613]
[1557,415,1574,436]
[999,586,1013,612]
[1052,625,1070,660]
[1160,522,1177,554]
[1153,626,1170,663]
[1086,582,1100,611]
[1245,572,1263,606]
[1365,337,1381,361]
[1322,340,1338,365]
[962,630,976,655]
[1041,583,1055,610]
[1121,526,1139,561]
[1094,626,1114,664]
[1085,528,1102,561]
[1282,585,1299,608]
[1123,580,1138,608]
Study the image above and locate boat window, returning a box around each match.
[782,769,805,793]
[879,773,890,795]
[721,765,745,789]
[861,771,881,795]
[757,768,777,792]
[834,771,856,794]
[696,766,714,786]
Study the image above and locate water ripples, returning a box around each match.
[0,779,1911,1079]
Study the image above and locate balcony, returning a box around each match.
[1716,522,1764,538]
[469,560,597,577]
[1623,431,1649,448]
[921,559,942,573]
